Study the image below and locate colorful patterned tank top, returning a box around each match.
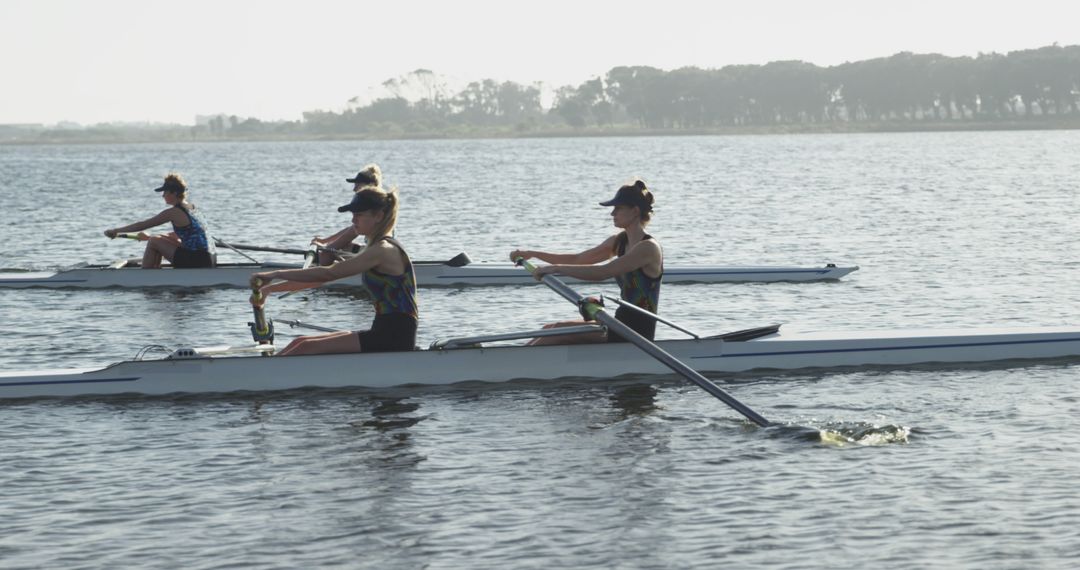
[173,204,215,253]
[361,237,419,320]
[612,232,662,313]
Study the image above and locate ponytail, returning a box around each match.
[620,179,654,224]
[368,187,399,241]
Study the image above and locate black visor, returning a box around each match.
[338,192,384,213]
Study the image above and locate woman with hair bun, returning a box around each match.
[311,164,382,265]
[510,179,663,345]
[103,173,216,269]
[251,186,418,357]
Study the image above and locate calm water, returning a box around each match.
[1,132,1079,568]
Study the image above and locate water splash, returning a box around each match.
[771,421,912,446]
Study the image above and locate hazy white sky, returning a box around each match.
[2,0,1079,125]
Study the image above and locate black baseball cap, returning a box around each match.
[599,184,652,211]
[154,177,186,193]
[338,192,384,213]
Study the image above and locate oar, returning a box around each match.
[215,241,309,255]
[215,241,354,258]
[279,319,343,333]
[602,294,701,339]
[214,237,261,264]
[278,245,319,300]
[249,278,275,352]
[515,258,771,427]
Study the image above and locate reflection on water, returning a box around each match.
[356,397,425,431]
[609,383,659,418]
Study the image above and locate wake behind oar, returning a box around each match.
[514,257,771,427]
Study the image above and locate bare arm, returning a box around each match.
[535,239,662,282]
[313,225,359,247]
[511,235,618,265]
[106,209,184,236]
[251,244,389,293]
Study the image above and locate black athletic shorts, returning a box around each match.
[605,305,657,343]
[357,313,418,353]
[172,248,215,268]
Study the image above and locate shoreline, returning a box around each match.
[3,119,1079,145]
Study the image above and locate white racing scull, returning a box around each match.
[0,256,858,289]
[2,324,1079,400]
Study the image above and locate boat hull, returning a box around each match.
[0,262,858,289]
[2,326,1078,400]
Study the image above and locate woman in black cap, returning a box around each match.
[311,164,382,265]
[510,179,662,345]
[250,186,418,357]
[103,173,216,269]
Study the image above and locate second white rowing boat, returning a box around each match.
[0,256,858,289]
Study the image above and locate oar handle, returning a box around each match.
[115,232,143,240]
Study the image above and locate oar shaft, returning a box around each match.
[516,258,770,427]
[603,295,700,339]
[278,247,318,300]
[593,311,768,425]
[279,319,342,333]
[215,238,261,264]
[216,241,309,255]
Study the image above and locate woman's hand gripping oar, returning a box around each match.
[249,277,276,354]
[107,231,149,241]
[514,257,771,427]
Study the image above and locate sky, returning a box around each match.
[2,0,1079,125]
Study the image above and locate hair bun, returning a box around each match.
[634,179,647,191]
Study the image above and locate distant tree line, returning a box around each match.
[301,79,546,136]
[300,45,1080,135]
[8,44,1079,144]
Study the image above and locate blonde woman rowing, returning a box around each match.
[251,186,418,357]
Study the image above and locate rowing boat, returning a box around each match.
[0,257,858,289]
[3,324,1078,400]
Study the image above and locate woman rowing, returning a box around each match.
[310,164,382,265]
[103,174,216,269]
[250,186,418,357]
[510,179,662,345]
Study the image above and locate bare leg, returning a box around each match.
[277,330,362,356]
[142,236,180,269]
[527,320,607,346]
